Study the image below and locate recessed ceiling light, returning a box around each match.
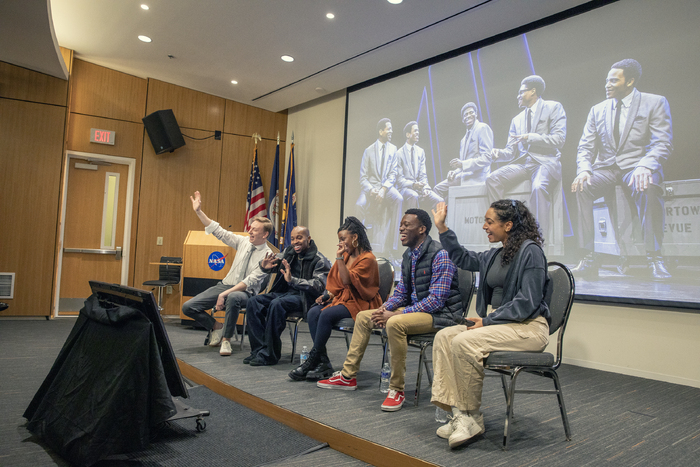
[231,80,238,85]
[387,0,403,4]
[326,13,335,19]
[281,55,294,62]
[138,35,152,43]
[141,4,149,10]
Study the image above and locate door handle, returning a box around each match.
[64,246,122,260]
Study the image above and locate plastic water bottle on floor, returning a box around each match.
[300,346,309,365]
[435,406,449,423]
[379,363,391,393]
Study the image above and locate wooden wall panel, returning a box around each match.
[0,99,66,316]
[225,99,287,140]
[0,60,68,106]
[67,113,145,157]
[134,128,223,314]
[217,135,285,232]
[59,47,73,75]
[70,60,147,122]
[146,79,225,131]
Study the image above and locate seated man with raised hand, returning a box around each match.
[317,209,462,413]
[182,191,272,357]
[245,226,330,366]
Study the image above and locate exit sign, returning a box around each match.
[90,128,116,145]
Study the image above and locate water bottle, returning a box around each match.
[379,362,391,393]
[300,346,309,366]
[435,406,449,423]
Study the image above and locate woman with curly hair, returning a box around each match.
[289,216,382,382]
[429,200,551,449]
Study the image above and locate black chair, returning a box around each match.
[483,261,575,450]
[143,256,182,313]
[333,256,395,348]
[402,268,476,405]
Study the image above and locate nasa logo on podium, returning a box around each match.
[208,251,227,271]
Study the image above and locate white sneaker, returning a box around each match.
[220,340,232,356]
[436,415,455,439]
[209,328,223,347]
[448,414,485,449]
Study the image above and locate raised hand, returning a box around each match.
[432,202,448,232]
[190,191,202,212]
[281,259,292,283]
[261,252,279,269]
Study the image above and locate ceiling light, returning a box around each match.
[281,55,294,62]
[326,13,335,19]
[141,4,149,10]
[138,35,152,43]
[387,0,403,4]
[231,80,238,85]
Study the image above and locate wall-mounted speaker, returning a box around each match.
[142,109,186,154]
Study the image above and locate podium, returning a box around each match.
[179,230,278,324]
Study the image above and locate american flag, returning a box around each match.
[244,146,267,231]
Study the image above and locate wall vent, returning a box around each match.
[0,273,15,299]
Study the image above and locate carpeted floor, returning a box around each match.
[0,318,368,467]
[2,316,700,466]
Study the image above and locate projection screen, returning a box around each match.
[342,0,700,309]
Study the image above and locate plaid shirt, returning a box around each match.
[384,243,457,314]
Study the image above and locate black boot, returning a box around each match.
[571,252,599,279]
[288,347,320,381]
[306,349,334,381]
[647,253,671,280]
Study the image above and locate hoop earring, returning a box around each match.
[352,239,359,248]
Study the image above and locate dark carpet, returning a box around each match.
[0,318,367,467]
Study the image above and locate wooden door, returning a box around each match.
[58,159,129,314]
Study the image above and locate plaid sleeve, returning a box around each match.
[403,250,456,314]
[383,275,408,311]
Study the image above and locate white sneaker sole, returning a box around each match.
[381,402,404,412]
[316,381,356,390]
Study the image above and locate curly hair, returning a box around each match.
[338,216,372,252]
[490,199,543,265]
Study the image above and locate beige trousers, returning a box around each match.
[431,316,549,413]
[342,309,437,391]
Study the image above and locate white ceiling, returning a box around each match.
[4,0,591,112]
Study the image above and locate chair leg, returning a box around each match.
[415,346,425,406]
[155,286,165,313]
[549,370,572,441]
[500,374,511,412]
[289,321,299,363]
[239,311,247,350]
[503,368,523,451]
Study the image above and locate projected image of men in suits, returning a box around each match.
[488,75,567,244]
[434,102,494,198]
[571,59,673,280]
[396,121,443,212]
[356,118,403,254]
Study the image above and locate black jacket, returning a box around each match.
[261,239,330,317]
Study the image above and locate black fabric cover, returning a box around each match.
[23,294,177,466]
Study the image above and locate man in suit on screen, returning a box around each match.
[396,121,443,212]
[434,102,494,198]
[487,75,566,243]
[571,59,673,280]
[356,118,403,252]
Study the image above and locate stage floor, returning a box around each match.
[165,319,700,467]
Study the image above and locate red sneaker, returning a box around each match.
[381,389,405,411]
[317,371,357,390]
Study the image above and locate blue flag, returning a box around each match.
[268,142,280,247]
[280,142,297,249]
